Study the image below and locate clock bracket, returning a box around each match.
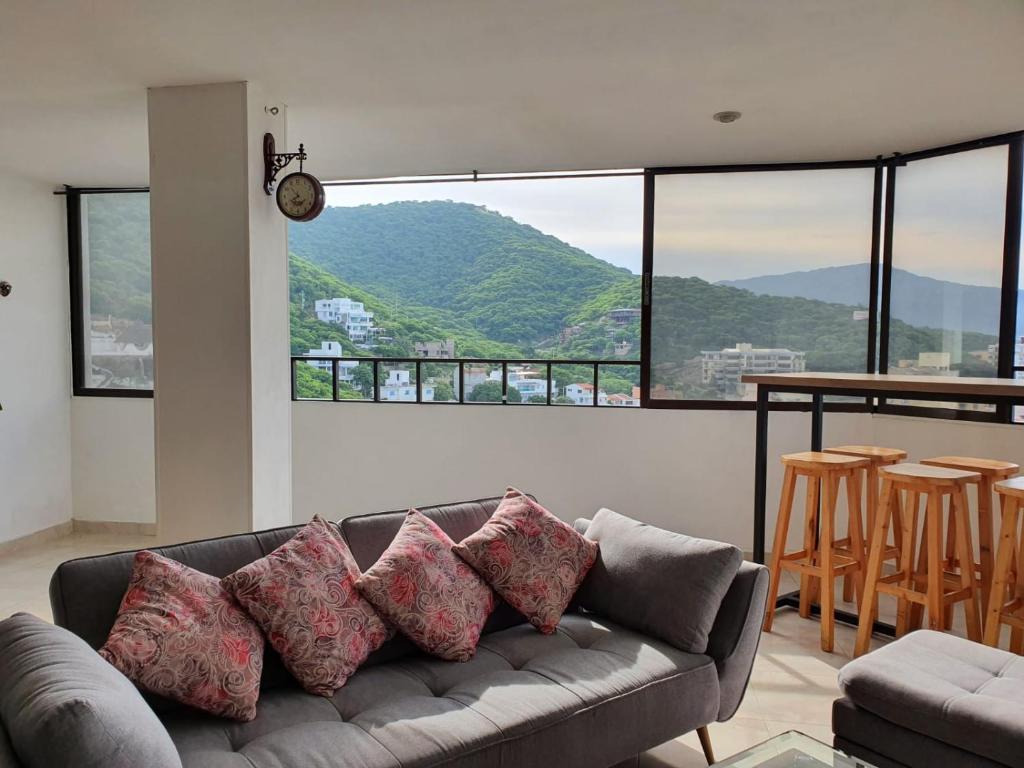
[263,133,308,195]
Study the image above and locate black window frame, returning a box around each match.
[63,130,1024,424]
[65,186,154,398]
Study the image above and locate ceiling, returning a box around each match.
[2,0,1022,187]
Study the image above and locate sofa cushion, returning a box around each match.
[576,508,743,654]
[356,510,496,662]
[838,630,1024,768]
[100,550,265,721]
[164,613,720,768]
[222,516,389,697]
[0,613,182,768]
[453,488,597,634]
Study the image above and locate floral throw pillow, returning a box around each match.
[453,487,598,634]
[355,510,495,662]
[99,550,264,721]
[221,516,388,697]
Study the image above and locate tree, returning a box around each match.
[527,394,547,404]
[432,381,455,402]
[554,395,575,405]
[468,381,521,402]
[351,364,375,398]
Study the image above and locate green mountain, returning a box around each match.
[650,276,998,396]
[82,193,152,322]
[287,201,635,345]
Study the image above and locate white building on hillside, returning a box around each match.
[564,382,609,406]
[701,343,806,395]
[379,369,434,402]
[305,341,359,381]
[314,298,376,342]
[507,366,553,400]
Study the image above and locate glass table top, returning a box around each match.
[715,731,876,768]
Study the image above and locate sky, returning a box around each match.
[323,146,1017,289]
[325,175,644,274]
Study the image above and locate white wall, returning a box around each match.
[70,397,155,524]
[0,173,73,542]
[292,402,874,551]
[60,399,1024,553]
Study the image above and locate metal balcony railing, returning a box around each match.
[290,356,641,407]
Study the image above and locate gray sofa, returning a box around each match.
[833,630,1024,768]
[0,495,768,768]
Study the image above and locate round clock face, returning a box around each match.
[276,172,325,222]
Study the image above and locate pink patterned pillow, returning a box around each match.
[221,516,388,697]
[355,510,495,662]
[99,550,263,721]
[453,487,598,634]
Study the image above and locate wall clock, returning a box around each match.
[263,132,325,222]
[276,171,325,222]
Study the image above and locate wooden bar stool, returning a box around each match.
[920,456,1019,616]
[764,451,869,652]
[855,463,983,657]
[824,445,907,601]
[983,477,1024,652]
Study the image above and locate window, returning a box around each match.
[647,167,876,402]
[70,191,153,394]
[883,146,1009,414]
[288,172,644,406]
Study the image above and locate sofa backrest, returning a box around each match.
[48,494,525,676]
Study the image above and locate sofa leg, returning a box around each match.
[697,725,715,765]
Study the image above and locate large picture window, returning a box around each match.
[647,167,876,403]
[63,131,1023,423]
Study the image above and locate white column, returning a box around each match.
[148,82,292,542]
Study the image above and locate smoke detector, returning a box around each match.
[713,110,742,124]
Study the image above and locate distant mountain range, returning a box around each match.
[721,264,1022,337]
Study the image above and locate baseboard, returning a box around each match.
[72,519,157,536]
[0,520,74,556]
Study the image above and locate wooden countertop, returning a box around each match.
[739,372,1024,398]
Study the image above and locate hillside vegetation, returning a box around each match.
[287,201,634,344]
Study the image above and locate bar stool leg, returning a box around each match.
[926,492,944,631]
[799,475,819,619]
[845,470,866,607]
[856,479,894,657]
[896,489,919,637]
[763,465,797,632]
[819,473,837,653]
[977,477,995,617]
[983,494,1018,647]
[1012,519,1024,653]
[943,495,956,631]
[953,485,982,642]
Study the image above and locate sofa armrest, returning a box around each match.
[706,561,769,721]
[0,613,182,768]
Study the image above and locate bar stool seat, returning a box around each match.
[921,456,1019,616]
[855,463,984,656]
[825,446,907,601]
[984,477,1024,652]
[764,451,869,652]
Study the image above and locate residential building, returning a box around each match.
[413,340,455,358]
[314,298,376,342]
[701,343,806,394]
[564,382,609,405]
[607,392,638,407]
[379,369,434,402]
[305,341,359,381]
[506,366,554,400]
[607,308,641,325]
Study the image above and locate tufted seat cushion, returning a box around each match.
[838,630,1024,767]
[164,613,720,768]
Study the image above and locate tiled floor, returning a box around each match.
[1,533,897,766]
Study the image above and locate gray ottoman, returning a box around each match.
[833,630,1024,768]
